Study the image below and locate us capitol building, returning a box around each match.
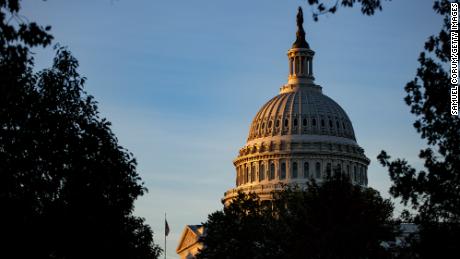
[177,7,370,259]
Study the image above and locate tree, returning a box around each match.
[376,0,460,258]
[0,1,161,258]
[299,0,459,257]
[196,192,283,259]
[197,175,397,259]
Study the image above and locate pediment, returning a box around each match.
[176,225,201,254]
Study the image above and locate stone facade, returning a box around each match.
[176,225,204,259]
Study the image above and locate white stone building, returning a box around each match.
[177,7,370,258]
[223,7,369,204]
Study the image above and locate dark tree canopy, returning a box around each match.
[376,0,460,257]
[0,1,161,258]
[197,176,397,259]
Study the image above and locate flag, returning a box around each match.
[165,218,170,237]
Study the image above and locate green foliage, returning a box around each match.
[0,1,161,258]
[305,0,389,21]
[372,0,460,257]
[198,176,397,259]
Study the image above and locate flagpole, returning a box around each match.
[164,212,167,259]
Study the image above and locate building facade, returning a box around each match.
[177,7,370,258]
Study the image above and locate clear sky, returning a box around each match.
[23,0,442,258]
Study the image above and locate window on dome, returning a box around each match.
[347,165,350,178]
[245,166,249,184]
[359,167,364,184]
[268,121,272,128]
[303,118,307,127]
[312,118,316,126]
[343,122,346,129]
[275,119,280,128]
[262,122,265,129]
[295,56,300,74]
[326,163,331,178]
[354,166,357,182]
[315,162,321,178]
[280,162,286,179]
[269,162,275,180]
[304,162,310,178]
[336,121,340,129]
[301,56,305,74]
[292,162,298,178]
[251,164,256,182]
[293,118,298,127]
[321,119,325,127]
[284,119,289,127]
[329,120,333,128]
[259,163,265,181]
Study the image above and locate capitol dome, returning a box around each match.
[223,7,370,203]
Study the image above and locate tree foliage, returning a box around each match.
[375,0,460,257]
[305,0,389,21]
[197,176,397,259]
[0,1,161,258]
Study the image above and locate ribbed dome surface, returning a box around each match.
[247,86,356,142]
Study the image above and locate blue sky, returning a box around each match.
[23,0,442,258]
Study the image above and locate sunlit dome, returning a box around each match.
[223,7,370,204]
[247,86,357,143]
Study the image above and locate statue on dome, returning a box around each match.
[293,6,309,48]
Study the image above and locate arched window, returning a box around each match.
[336,121,340,129]
[293,118,298,127]
[312,118,316,126]
[284,119,289,127]
[304,162,310,178]
[359,167,364,184]
[337,163,342,176]
[251,164,256,182]
[354,166,357,182]
[275,119,280,128]
[315,162,321,178]
[295,56,300,74]
[326,163,331,178]
[268,121,272,128]
[300,56,305,74]
[321,119,325,127]
[245,166,249,184]
[347,165,350,178]
[259,163,265,181]
[292,162,298,178]
[289,58,293,75]
[280,162,286,179]
[329,120,333,128]
[303,118,307,127]
[270,162,275,180]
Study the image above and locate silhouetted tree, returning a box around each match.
[197,175,397,259]
[376,1,460,258]
[301,0,459,257]
[303,0,387,21]
[0,1,161,258]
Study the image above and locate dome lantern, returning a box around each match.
[287,7,315,86]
